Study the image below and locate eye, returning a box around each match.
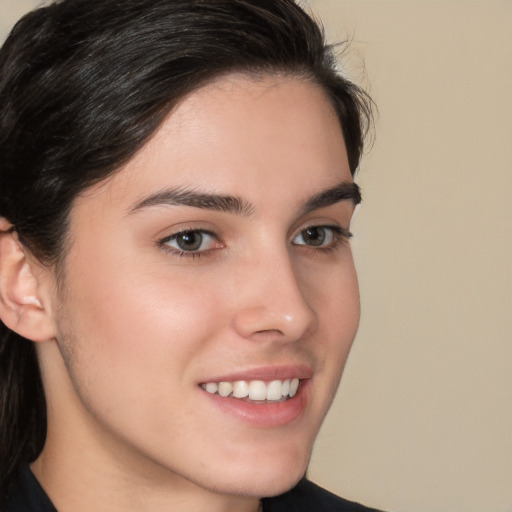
[292,225,351,248]
[160,229,220,255]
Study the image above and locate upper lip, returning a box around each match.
[199,364,313,384]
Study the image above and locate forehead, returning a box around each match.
[75,74,350,214]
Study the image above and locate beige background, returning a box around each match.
[1,1,511,511]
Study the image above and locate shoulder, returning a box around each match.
[263,478,385,512]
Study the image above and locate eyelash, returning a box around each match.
[293,225,353,253]
[158,225,352,259]
[159,228,220,259]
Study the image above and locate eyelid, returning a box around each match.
[292,224,353,248]
[158,227,224,257]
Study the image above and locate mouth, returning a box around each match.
[198,366,311,426]
[200,378,300,403]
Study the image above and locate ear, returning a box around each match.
[0,218,56,342]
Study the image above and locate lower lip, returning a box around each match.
[200,380,310,427]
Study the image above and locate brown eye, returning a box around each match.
[162,230,216,253]
[175,231,204,251]
[293,226,333,247]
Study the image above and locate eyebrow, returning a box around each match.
[128,181,361,217]
[129,187,254,217]
[299,181,362,215]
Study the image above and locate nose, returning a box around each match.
[231,250,318,343]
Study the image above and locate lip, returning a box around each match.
[199,364,313,384]
[198,365,312,427]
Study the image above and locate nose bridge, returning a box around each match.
[231,244,317,342]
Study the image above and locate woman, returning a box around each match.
[0,0,377,510]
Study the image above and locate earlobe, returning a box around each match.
[0,218,56,343]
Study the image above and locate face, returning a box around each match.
[40,75,360,501]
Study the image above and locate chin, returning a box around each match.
[253,471,306,498]
[210,469,305,499]
[206,444,311,498]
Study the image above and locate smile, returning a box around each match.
[201,378,300,402]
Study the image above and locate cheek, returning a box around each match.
[305,251,360,336]
[58,252,226,408]
[314,258,360,382]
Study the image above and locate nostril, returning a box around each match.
[254,329,284,336]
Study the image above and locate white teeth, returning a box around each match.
[218,382,233,397]
[289,378,299,398]
[249,380,267,400]
[205,382,218,394]
[266,380,282,401]
[202,378,301,401]
[281,379,290,397]
[232,380,249,398]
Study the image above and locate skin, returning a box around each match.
[29,75,361,512]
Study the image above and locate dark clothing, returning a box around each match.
[262,478,383,512]
[3,466,382,511]
[2,467,56,512]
